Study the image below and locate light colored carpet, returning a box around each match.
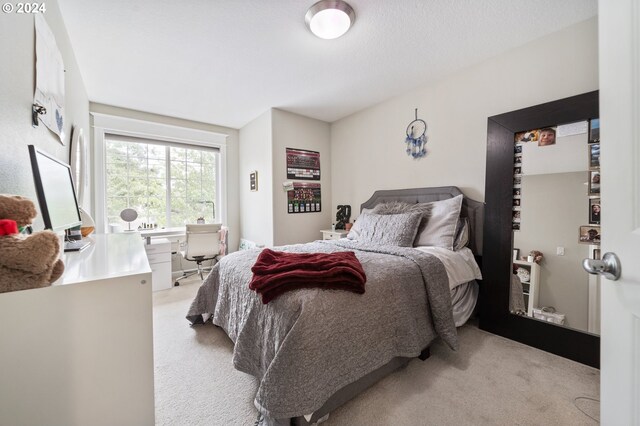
[153,279,599,425]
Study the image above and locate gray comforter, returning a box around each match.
[186,240,457,419]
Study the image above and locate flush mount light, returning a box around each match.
[305,0,355,40]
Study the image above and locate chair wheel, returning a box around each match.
[174,281,180,286]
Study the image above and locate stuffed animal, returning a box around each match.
[0,195,64,293]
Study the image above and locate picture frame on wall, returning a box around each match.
[579,225,601,244]
[589,143,600,169]
[589,198,601,225]
[588,171,600,195]
[249,170,258,192]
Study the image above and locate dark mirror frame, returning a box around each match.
[479,91,600,368]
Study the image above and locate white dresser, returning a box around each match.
[0,233,155,426]
[145,237,172,291]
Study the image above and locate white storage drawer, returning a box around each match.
[147,252,170,265]
[144,238,172,291]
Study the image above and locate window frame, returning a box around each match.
[92,113,228,233]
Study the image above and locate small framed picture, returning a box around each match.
[512,210,521,222]
[512,223,521,231]
[589,198,601,225]
[515,130,539,144]
[513,198,521,207]
[514,153,522,165]
[589,143,600,169]
[514,144,523,154]
[249,170,258,192]
[514,166,522,176]
[513,248,520,261]
[593,248,601,260]
[579,225,601,244]
[589,118,600,143]
[513,176,522,186]
[538,127,557,147]
[588,171,600,195]
[513,188,521,198]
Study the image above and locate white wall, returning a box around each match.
[238,109,331,247]
[272,109,331,245]
[91,103,241,252]
[0,0,89,222]
[239,110,274,247]
[330,18,599,210]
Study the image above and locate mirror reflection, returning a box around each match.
[510,120,601,335]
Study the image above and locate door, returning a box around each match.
[599,0,640,423]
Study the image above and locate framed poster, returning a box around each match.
[286,148,320,180]
[287,182,321,214]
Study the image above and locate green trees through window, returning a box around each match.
[105,139,218,229]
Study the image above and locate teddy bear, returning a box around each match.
[0,194,65,293]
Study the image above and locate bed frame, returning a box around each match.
[273,186,484,426]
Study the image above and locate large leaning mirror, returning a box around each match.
[480,91,599,368]
[510,119,601,335]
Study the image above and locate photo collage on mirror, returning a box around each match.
[581,118,600,247]
[512,126,559,231]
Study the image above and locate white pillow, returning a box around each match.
[346,208,372,240]
[414,195,464,250]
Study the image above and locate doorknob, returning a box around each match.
[582,252,621,281]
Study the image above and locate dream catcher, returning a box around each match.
[404,108,428,159]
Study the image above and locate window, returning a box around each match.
[105,135,219,229]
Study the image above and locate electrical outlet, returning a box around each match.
[557,246,565,256]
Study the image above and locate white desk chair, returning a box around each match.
[174,223,222,286]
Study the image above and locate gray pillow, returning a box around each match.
[372,201,432,244]
[414,195,464,250]
[356,211,422,247]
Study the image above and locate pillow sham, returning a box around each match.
[372,201,432,243]
[355,211,422,247]
[453,217,470,251]
[414,194,464,250]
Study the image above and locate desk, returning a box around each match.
[139,226,186,238]
[0,234,155,425]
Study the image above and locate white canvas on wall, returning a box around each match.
[34,14,65,143]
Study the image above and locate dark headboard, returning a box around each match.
[360,186,484,256]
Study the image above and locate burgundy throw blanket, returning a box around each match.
[249,248,366,303]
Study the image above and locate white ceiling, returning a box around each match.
[58,0,597,129]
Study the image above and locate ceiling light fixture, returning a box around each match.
[305,0,355,40]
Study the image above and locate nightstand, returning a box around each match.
[320,229,349,240]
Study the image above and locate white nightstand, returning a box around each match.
[321,229,349,240]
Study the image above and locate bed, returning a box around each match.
[187,186,483,425]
